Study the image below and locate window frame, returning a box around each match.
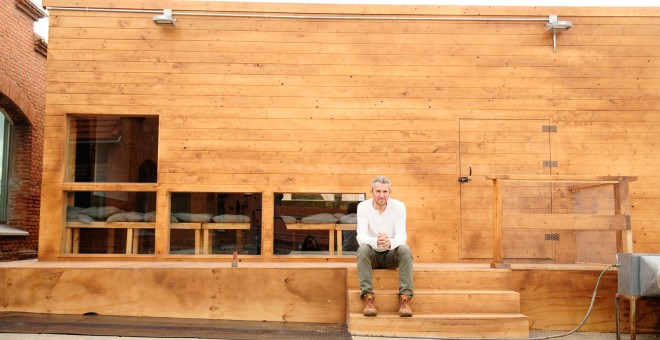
[168,191,263,256]
[0,111,12,223]
[65,115,159,184]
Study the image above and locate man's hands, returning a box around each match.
[377,233,391,250]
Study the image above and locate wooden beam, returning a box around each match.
[492,178,503,264]
[502,214,630,231]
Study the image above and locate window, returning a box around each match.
[0,112,11,222]
[67,116,158,183]
[169,192,262,255]
[274,193,364,256]
[64,191,157,254]
[63,115,159,255]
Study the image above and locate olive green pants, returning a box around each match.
[357,243,413,298]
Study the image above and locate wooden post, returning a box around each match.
[72,228,79,254]
[126,228,134,254]
[261,191,274,260]
[199,229,206,255]
[107,229,115,254]
[492,178,503,266]
[614,179,634,253]
[64,227,72,253]
[328,229,335,256]
[155,187,169,258]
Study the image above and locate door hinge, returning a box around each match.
[543,160,558,168]
[545,233,560,241]
[542,125,557,132]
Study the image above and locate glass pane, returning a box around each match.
[0,113,9,222]
[170,192,262,255]
[169,229,197,254]
[0,115,5,177]
[67,116,158,183]
[64,191,156,255]
[77,228,128,254]
[274,193,364,256]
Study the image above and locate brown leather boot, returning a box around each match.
[362,293,377,316]
[399,294,413,317]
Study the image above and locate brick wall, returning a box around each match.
[0,0,47,261]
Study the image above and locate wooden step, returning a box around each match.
[347,267,514,290]
[346,265,529,338]
[349,312,529,338]
[348,289,521,314]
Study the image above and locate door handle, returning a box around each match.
[458,165,472,183]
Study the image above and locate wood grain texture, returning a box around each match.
[38,2,660,263]
[512,269,660,333]
[0,266,346,323]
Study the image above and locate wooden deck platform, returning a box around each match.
[0,260,658,337]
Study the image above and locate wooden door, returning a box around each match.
[459,118,552,260]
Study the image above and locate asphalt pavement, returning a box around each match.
[2,331,660,339]
[1,311,658,340]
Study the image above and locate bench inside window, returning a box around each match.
[273,192,365,256]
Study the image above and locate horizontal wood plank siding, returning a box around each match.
[39,1,660,261]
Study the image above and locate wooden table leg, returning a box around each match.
[616,293,639,340]
[72,228,80,253]
[630,295,637,340]
[201,229,208,255]
[236,230,244,252]
[64,228,73,253]
[328,230,335,255]
[108,229,116,254]
[125,228,133,254]
[616,294,620,340]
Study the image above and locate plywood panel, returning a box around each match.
[512,269,660,333]
[0,266,345,323]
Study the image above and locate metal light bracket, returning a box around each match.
[153,9,176,26]
[546,15,573,53]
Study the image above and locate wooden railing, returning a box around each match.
[487,175,637,266]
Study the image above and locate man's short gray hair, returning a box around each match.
[371,176,391,190]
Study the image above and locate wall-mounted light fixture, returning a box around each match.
[546,15,572,53]
[153,9,176,26]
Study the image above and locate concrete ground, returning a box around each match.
[1,312,658,339]
[354,333,660,340]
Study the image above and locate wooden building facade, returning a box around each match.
[6,0,660,336]
[37,1,660,263]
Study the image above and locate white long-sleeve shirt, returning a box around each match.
[356,198,407,252]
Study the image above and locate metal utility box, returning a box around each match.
[617,253,660,297]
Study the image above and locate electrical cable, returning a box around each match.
[354,263,618,340]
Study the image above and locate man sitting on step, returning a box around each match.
[356,176,414,317]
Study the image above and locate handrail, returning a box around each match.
[486,174,637,182]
